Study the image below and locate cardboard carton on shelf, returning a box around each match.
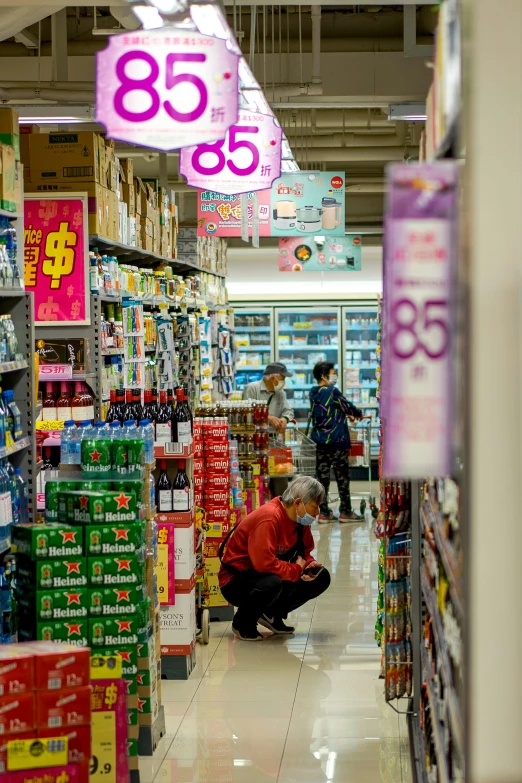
[25,180,109,236]
[14,161,23,213]
[119,157,134,184]
[0,107,20,161]
[28,131,105,184]
[19,123,40,180]
[0,143,16,212]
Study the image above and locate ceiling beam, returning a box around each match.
[14,29,38,49]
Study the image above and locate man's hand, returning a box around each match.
[296,556,307,572]
[268,415,286,433]
[301,560,323,582]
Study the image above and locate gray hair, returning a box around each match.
[281,475,325,506]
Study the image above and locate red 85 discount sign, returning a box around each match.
[96,29,240,151]
[180,111,283,195]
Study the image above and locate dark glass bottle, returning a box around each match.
[156,459,172,511]
[173,388,191,443]
[182,388,193,434]
[155,390,172,445]
[173,459,191,511]
[123,389,135,423]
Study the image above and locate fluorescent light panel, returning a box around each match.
[388,103,427,121]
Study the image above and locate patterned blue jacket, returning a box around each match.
[309,385,362,449]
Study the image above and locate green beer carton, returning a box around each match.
[17,556,88,589]
[88,585,144,617]
[111,439,145,478]
[88,554,144,587]
[13,523,83,559]
[89,616,140,647]
[112,480,145,511]
[96,645,138,676]
[122,673,137,696]
[85,522,143,556]
[126,738,139,757]
[81,436,112,476]
[32,588,89,621]
[33,619,89,647]
[61,489,138,525]
[127,708,138,727]
[44,480,61,523]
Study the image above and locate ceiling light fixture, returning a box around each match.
[388,103,427,121]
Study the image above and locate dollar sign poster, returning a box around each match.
[24,195,90,326]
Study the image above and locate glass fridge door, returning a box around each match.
[275,306,341,428]
[233,308,274,391]
[342,305,380,456]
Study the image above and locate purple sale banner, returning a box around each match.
[382,162,458,478]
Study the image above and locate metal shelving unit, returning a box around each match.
[234,308,274,390]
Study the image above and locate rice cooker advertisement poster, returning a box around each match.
[197,171,345,237]
[279,235,362,272]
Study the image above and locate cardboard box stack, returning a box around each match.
[13,471,162,767]
[0,107,23,213]
[0,641,91,782]
[21,130,178,259]
[177,227,227,275]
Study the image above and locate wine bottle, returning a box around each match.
[42,382,57,421]
[56,382,72,421]
[173,388,191,443]
[173,459,191,511]
[156,459,172,512]
[155,390,172,446]
[182,388,193,434]
[123,390,135,423]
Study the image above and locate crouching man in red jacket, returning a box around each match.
[219,475,331,641]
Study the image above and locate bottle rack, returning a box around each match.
[0,290,37,537]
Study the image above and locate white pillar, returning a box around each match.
[465,1,522,779]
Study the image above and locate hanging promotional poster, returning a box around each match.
[197,171,346,237]
[278,234,362,272]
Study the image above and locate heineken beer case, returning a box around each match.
[88,585,145,617]
[17,556,88,590]
[85,521,144,556]
[28,619,90,647]
[13,524,83,559]
[59,489,139,525]
[19,588,89,622]
[89,616,140,647]
[88,554,145,586]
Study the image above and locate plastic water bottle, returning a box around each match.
[149,470,155,511]
[4,461,17,529]
[0,567,11,643]
[109,420,123,440]
[14,469,28,525]
[70,421,83,465]
[138,419,154,463]
[60,420,76,465]
[94,421,109,438]
[80,419,95,440]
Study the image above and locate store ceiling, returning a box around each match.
[0,3,435,229]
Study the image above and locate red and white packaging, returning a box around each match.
[204,441,230,459]
[0,692,35,734]
[193,457,205,475]
[205,457,230,474]
[193,440,205,458]
[0,646,34,695]
[206,473,230,491]
[8,765,81,783]
[193,419,203,440]
[194,491,204,507]
[203,419,228,443]
[193,473,205,491]
[36,685,92,729]
[25,642,90,691]
[204,490,229,508]
[0,730,35,773]
[39,724,92,764]
[205,506,230,524]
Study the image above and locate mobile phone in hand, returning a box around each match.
[305,565,324,579]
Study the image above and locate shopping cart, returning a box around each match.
[268,423,317,478]
[348,416,377,516]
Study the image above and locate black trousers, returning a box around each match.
[316,445,352,514]
[220,567,331,630]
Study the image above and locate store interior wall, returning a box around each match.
[227,244,382,300]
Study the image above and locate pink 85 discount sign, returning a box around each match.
[96,29,240,151]
[179,111,282,195]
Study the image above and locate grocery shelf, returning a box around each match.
[420,644,451,783]
[0,287,26,297]
[278,325,338,332]
[0,436,31,460]
[235,326,271,332]
[0,359,29,374]
[278,345,339,351]
[345,325,379,331]
[101,348,124,356]
[89,234,226,277]
[420,565,464,756]
[0,209,22,219]
[421,498,463,619]
[238,345,271,351]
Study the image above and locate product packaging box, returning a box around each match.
[90,680,129,783]
[0,107,20,160]
[7,765,80,783]
[0,143,16,211]
[85,522,143,556]
[0,731,35,774]
[0,691,35,734]
[89,616,140,647]
[159,590,196,656]
[13,523,83,560]
[20,588,89,622]
[95,645,138,677]
[39,724,92,764]
[59,489,138,526]
[29,620,90,648]
[36,685,92,729]
[28,131,103,184]
[17,556,88,590]
[0,646,34,694]
[88,585,145,617]
[14,161,23,213]
[88,554,144,587]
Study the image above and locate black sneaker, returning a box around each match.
[232,622,264,641]
[258,614,295,634]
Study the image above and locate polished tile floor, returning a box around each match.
[140,484,412,783]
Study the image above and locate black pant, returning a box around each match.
[316,445,352,514]
[220,567,331,630]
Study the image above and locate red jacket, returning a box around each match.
[219,497,315,587]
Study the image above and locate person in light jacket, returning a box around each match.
[310,361,364,523]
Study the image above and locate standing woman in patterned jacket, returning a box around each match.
[309,361,364,523]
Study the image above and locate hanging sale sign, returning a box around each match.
[278,235,362,272]
[382,163,458,478]
[180,111,282,195]
[96,28,240,151]
[24,195,90,326]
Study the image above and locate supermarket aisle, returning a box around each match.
[140,493,411,783]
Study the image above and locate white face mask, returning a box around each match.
[273,378,285,392]
[327,374,338,386]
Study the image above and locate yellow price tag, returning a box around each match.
[90,653,123,681]
[157,541,169,600]
[7,736,68,771]
[36,420,65,431]
[90,711,116,783]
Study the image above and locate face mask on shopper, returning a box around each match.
[272,378,285,392]
[296,501,317,526]
[327,373,338,386]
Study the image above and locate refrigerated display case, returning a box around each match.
[234,308,274,391]
[342,306,380,456]
[275,307,341,428]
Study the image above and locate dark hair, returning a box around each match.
[313,361,335,382]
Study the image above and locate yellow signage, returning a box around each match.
[36,420,65,431]
[8,736,68,771]
[90,653,123,681]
